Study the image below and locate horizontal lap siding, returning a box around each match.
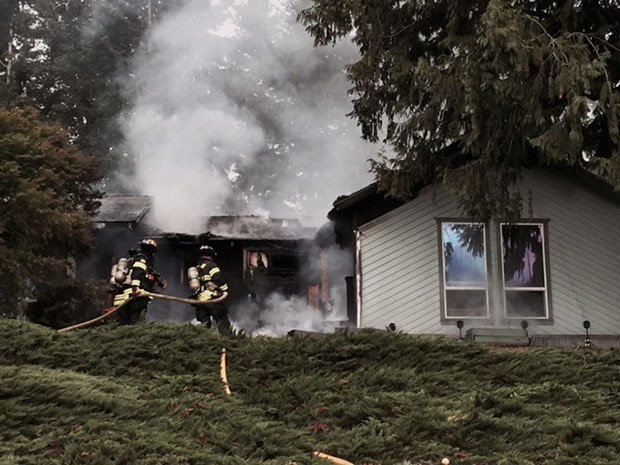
[527,171,620,335]
[362,241,437,290]
[360,185,459,335]
[359,170,620,336]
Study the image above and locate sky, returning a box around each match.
[118,0,376,233]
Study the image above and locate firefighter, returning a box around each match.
[118,238,167,325]
[110,248,139,310]
[190,245,231,334]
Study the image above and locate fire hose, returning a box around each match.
[313,451,354,465]
[220,347,232,396]
[56,295,359,464]
[57,291,229,333]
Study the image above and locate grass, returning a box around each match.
[0,319,619,465]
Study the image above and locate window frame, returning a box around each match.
[499,221,552,321]
[437,219,491,321]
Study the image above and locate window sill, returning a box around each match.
[440,317,494,326]
[501,317,554,326]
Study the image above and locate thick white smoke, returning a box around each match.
[228,238,354,336]
[231,292,346,337]
[120,0,374,232]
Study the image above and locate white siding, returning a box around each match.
[359,185,460,335]
[359,170,620,336]
[526,170,620,335]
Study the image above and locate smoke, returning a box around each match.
[231,292,346,337]
[119,0,375,232]
[230,225,355,337]
[82,1,138,40]
[320,243,354,314]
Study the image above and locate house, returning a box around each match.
[82,195,319,322]
[329,167,620,347]
[80,195,153,281]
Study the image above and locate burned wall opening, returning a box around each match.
[83,201,354,334]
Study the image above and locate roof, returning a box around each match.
[328,181,404,228]
[330,165,620,217]
[203,216,316,240]
[93,196,315,240]
[331,182,379,212]
[551,164,620,205]
[95,195,151,223]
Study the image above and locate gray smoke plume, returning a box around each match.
[228,235,354,336]
[230,292,346,337]
[119,0,374,232]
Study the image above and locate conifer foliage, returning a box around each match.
[0,1,178,160]
[0,107,100,316]
[299,0,620,219]
[0,322,619,464]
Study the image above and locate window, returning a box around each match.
[270,255,299,271]
[246,250,269,269]
[501,223,549,319]
[440,222,488,318]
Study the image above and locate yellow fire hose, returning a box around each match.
[141,291,228,306]
[220,347,232,396]
[58,294,358,464]
[57,291,229,333]
[313,451,355,465]
[57,296,136,333]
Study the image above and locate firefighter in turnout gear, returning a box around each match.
[110,253,135,309]
[115,239,167,325]
[189,245,231,334]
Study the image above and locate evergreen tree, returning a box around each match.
[8,0,146,157]
[0,0,27,101]
[0,107,101,317]
[299,0,620,218]
[0,1,181,164]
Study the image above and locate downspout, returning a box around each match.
[355,229,362,328]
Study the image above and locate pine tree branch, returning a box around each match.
[525,14,570,64]
[567,32,620,54]
[523,9,551,21]
[381,21,416,39]
[0,59,7,70]
[581,34,614,97]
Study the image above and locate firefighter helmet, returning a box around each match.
[139,238,158,253]
[199,245,216,257]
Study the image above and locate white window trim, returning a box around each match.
[500,222,550,320]
[440,221,490,320]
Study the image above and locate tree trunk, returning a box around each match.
[6,24,12,86]
[146,0,152,26]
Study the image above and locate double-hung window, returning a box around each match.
[501,223,549,319]
[439,222,489,319]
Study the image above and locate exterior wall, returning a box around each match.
[358,170,620,336]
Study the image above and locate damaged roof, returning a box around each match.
[95,195,152,223]
[204,216,316,240]
[93,196,315,240]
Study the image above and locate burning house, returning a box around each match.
[82,195,329,329]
